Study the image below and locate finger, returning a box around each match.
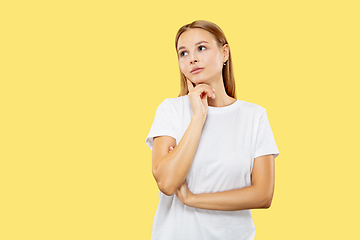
[205,89,214,99]
[196,83,215,92]
[198,86,215,99]
[204,85,216,97]
[187,79,194,91]
[208,86,216,98]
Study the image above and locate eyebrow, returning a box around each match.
[177,41,209,52]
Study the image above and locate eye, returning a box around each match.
[199,45,206,51]
[180,51,188,57]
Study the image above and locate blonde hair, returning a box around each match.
[175,20,236,98]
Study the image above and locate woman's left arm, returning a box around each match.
[176,154,275,211]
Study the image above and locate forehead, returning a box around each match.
[177,28,217,48]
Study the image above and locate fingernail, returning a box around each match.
[213,88,216,92]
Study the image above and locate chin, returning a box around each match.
[191,77,208,84]
[193,81,207,86]
[196,82,206,85]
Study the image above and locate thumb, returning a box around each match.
[187,78,194,91]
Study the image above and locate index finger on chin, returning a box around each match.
[187,79,194,91]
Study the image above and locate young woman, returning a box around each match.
[145,20,280,240]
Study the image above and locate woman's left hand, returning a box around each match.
[175,180,195,206]
[168,146,195,207]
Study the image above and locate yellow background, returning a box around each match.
[1,0,359,239]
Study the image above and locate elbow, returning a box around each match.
[158,181,175,196]
[261,195,273,209]
[263,198,272,209]
[154,173,175,196]
[152,169,177,196]
[162,189,175,197]
[152,166,175,196]
[257,185,274,209]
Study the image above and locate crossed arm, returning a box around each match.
[174,153,275,211]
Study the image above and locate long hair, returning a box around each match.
[175,20,236,98]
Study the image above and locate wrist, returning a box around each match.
[191,114,206,124]
[187,193,197,208]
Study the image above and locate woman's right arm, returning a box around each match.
[152,79,215,196]
[152,115,205,196]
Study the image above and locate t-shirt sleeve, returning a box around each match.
[254,109,280,159]
[145,99,177,151]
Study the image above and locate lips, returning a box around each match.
[191,67,204,73]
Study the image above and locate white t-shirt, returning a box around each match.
[145,95,280,240]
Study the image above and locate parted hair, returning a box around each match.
[175,20,236,98]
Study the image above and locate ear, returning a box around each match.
[222,44,229,63]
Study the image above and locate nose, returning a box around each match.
[190,53,198,65]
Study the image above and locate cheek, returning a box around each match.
[207,58,221,70]
[179,61,187,73]
[204,51,220,65]
[212,56,223,70]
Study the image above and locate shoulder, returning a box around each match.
[166,95,188,104]
[154,95,189,117]
[161,95,189,110]
[239,99,266,116]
